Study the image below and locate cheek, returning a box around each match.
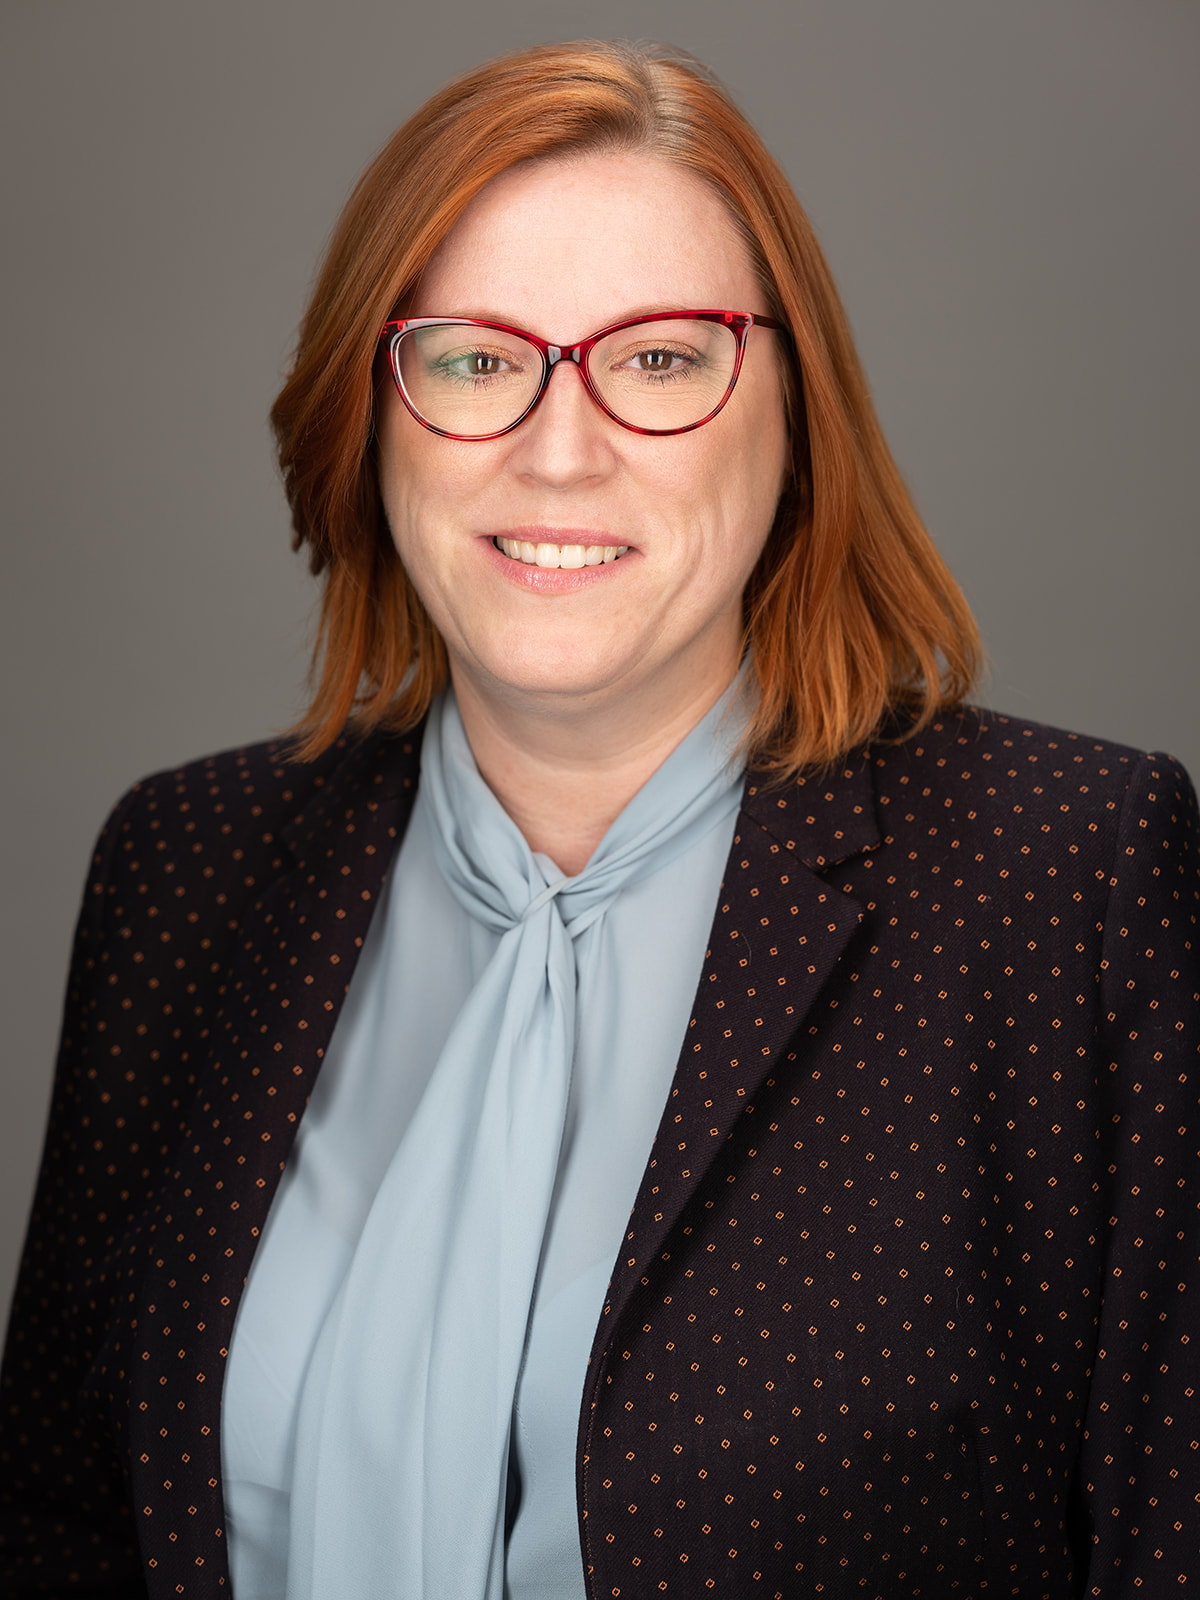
[377,445,458,628]
[377,413,457,567]
[711,354,790,496]
[750,374,792,499]
[378,392,505,553]
[707,403,789,561]
[376,398,416,543]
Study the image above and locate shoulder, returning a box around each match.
[91,733,342,891]
[746,703,1194,875]
[105,722,422,839]
[113,730,348,827]
[84,724,423,930]
[879,701,1165,783]
[848,707,1197,935]
[871,703,1194,839]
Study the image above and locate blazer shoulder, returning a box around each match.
[857,703,1196,882]
[102,723,421,849]
[879,702,1190,798]
[738,705,1190,875]
[83,724,423,933]
[110,731,344,835]
[898,702,1157,768]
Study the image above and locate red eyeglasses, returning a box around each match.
[378,310,785,440]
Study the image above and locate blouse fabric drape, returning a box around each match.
[221,686,747,1599]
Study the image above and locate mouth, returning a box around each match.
[494,537,630,569]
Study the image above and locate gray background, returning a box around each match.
[2,0,1197,1319]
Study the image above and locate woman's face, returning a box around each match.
[377,152,790,726]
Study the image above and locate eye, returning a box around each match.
[602,332,711,386]
[622,345,695,379]
[634,348,681,372]
[438,347,519,382]
[466,351,505,377]
[419,339,537,395]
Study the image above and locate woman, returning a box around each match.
[1,38,1195,1600]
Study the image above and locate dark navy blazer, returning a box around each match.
[2,706,1197,1597]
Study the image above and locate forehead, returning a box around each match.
[412,152,762,334]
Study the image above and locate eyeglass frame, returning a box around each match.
[378,309,786,441]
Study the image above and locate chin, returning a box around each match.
[486,661,629,707]
[465,635,643,708]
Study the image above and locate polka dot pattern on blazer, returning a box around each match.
[2,707,1197,1597]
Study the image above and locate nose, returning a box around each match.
[506,355,615,487]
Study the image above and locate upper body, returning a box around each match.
[2,36,1197,1600]
[2,705,1196,1596]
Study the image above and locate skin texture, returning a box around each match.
[377,153,790,872]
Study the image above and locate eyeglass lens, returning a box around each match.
[394,319,740,436]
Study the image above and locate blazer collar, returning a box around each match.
[274,719,881,877]
[278,722,422,868]
[740,747,880,869]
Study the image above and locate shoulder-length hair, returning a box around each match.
[272,39,981,773]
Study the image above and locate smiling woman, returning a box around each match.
[375,155,791,870]
[1,37,1197,1600]
[273,43,982,786]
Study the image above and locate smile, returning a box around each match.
[494,537,630,569]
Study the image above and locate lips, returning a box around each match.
[494,537,630,569]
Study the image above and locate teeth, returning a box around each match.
[496,537,628,568]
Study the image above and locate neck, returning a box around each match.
[449,663,744,876]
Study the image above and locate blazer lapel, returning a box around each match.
[594,752,880,1342]
[125,729,420,1596]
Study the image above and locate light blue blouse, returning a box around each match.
[221,696,746,1598]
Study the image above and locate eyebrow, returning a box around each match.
[414,304,708,334]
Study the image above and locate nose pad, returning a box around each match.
[526,352,600,426]
[542,345,585,391]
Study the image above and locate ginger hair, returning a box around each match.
[271,39,981,771]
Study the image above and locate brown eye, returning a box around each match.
[616,343,696,380]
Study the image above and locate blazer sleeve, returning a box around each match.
[1076,750,1200,1591]
[1,786,151,1597]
